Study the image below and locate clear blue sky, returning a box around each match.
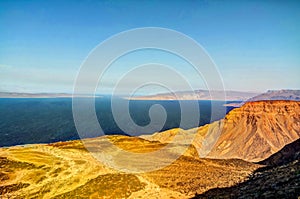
[0,0,299,94]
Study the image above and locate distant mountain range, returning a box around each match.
[0,90,258,100]
[129,90,259,101]
[2,89,300,102]
[129,89,300,102]
[0,92,103,98]
[247,89,300,101]
[228,89,300,107]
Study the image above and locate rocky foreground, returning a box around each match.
[0,136,259,198]
[194,138,300,199]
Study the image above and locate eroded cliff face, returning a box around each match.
[208,101,300,161]
[143,101,300,162]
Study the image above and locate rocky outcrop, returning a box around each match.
[194,138,300,199]
[194,160,300,199]
[208,100,300,161]
[143,100,300,162]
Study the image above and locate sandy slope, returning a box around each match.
[0,136,259,198]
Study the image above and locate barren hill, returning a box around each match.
[208,100,300,161]
[143,100,300,162]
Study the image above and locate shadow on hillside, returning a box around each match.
[192,160,300,199]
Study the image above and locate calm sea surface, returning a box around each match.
[0,98,237,147]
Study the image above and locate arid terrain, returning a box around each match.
[0,100,300,198]
[194,138,300,199]
[0,136,260,198]
[143,100,300,161]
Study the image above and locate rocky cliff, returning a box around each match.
[208,100,300,161]
[143,100,300,162]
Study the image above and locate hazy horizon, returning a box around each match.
[1,1,300,94]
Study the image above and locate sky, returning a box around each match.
[0,0,300,94]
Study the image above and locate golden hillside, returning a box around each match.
[0,136,259,198]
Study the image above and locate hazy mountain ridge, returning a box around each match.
[247,89,300,102]
[0,92,74,98]
[0,92,104,98]
[224,89,300,107]
[129,90,259,101]
[3,89,299,102]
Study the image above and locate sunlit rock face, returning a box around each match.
[207,100,300,161]
[144,101,300,162]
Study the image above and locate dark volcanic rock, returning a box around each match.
[259,138,300,166]
[193,139,300,199]
[193,161,300,199]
